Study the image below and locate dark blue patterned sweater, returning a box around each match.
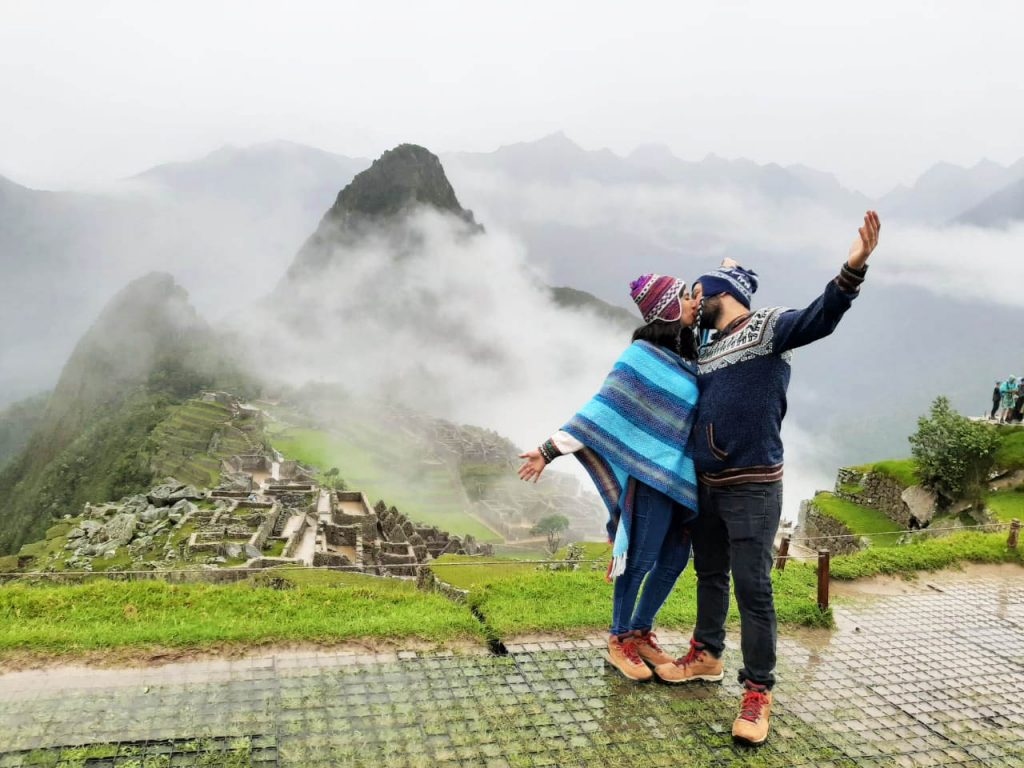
[692,263,867,485]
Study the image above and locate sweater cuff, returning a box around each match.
[835,262,869,293]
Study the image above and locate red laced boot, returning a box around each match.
[653,638,724,684]
[732,682,773,745]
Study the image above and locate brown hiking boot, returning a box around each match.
[732,683,772,745]
[633,630,675,666]
[653,638,724,684]
[606,636,653,681]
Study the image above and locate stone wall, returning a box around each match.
[796,499,866,555]
[313,551,355,568]
[834,468,910,526]
[249,504,281,551]
[418,567,469,603]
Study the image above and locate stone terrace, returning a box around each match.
[2,571,1022,766]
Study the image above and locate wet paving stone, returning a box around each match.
[1,577,1024,766]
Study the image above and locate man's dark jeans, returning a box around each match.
[692,480,782,688]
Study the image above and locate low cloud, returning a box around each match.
[238,210,629,454]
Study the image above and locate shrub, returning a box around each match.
[909,397,999,505]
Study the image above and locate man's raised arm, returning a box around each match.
[772,211,880,353]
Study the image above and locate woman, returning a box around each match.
[518,273,700,682]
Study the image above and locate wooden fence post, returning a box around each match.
[1009,519,1021,550]
[817,550,830,612]
[775,536,790,571]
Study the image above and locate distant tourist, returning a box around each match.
[653,212,881,747]
[1000,376,1019,423]
[518,274,700,683]
[1014,386,1024,424]
[992,380,1003,421]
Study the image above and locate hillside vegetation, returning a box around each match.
[0,274,255,555]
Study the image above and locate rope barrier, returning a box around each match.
[791,521,1011,543]
[0,554,811,581]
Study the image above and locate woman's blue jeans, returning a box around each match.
[610,481,692,637]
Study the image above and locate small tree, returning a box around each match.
[909,396,999,506]
[321,467,346,491]
[531,514,570,555]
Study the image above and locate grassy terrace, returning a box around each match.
[852,458,919,488]
[0,571,483,659]
[269,421,500,542]
[148,398,264,489]
[431,550,832,637]
[811,491,903,547]
[831,531,1024,579]
[986,485,1024,522]
[995,426,1024,469]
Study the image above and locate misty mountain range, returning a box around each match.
[2,133,1023,506]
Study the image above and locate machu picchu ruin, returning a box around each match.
[0,393,498,579]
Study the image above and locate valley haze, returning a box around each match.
[3,133,1023,527]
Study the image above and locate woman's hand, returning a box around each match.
[517,449,547,483]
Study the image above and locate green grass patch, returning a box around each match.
[0,554,18,572]
[0,576,483,655]
[811,492,903,547]
[831,531,1024,580]
[433,555,830,636]
[263,539,286,557]
[852,458,919,488]
[995,427,1024,470]
[89,549,134,572]
[985,487,1024,523]
[556,541,612,560]
[44,522,72,539]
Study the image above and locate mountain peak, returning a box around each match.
[39,271,215,449]
[284,144,480,282]
[326,143,475,222]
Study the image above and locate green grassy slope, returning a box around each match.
[269,416,500,542]
[432,554,830,635]
[0,575,483,656]
[0,392,49,472]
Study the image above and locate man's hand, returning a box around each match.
[847,210,880,270]
[517,450,547,483]
[720,257,740,268]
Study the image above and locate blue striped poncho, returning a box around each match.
[562,340,699,580]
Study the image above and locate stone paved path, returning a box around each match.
[1,574,1023,766]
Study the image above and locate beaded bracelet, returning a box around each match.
[538,439,562,464]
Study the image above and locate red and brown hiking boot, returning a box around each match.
[606,635,653,681]
[732,682,773,745]
[653,638,725,684]
[633,630,675,666]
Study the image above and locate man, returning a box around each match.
[992,380,1003,421]
[654,211,881,746]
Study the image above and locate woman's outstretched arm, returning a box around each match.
[518,432,583,483]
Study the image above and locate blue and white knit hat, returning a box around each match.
[694,265,759,309]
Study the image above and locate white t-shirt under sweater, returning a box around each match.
[550,430,584,455]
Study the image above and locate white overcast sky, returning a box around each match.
[1,0,1021,195]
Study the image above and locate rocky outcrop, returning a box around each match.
[901,485,939,527]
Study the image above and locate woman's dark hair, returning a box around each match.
[632,320,697,360]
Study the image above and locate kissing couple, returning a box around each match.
[519,211,881,745]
